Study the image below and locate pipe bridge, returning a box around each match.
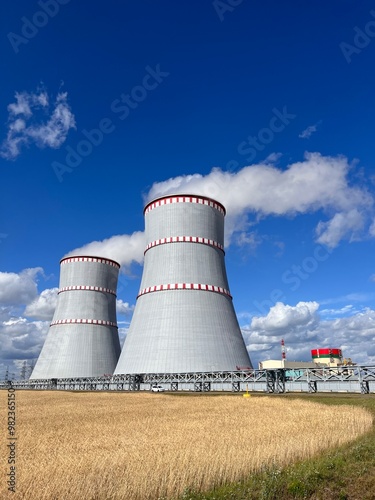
[2,365,375,394]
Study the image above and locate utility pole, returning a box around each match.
[20,360,27,380]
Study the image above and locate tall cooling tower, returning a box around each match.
[115,194,252,374]
[30,256,121,379]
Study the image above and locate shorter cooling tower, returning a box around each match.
[115,194,252,374]
[30,256,121,379]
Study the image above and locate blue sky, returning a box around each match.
[1,0,375,378]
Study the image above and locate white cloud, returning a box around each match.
[7,92,33,117]
[147,153,368,218]
[250,301,319,332]
[320,305,356,317]
[118,326,130,347]
[63,153,375,270]
[1,89,75,159]
[315,208,365,248]
[242,301,320,367]
[0,268,43,305]
[116,299,134,316]
[242,301,375,367]
[327,308,375,360]
[235,231,262,249]
[320,292,375,305]
[147,152,374,248]
[0,268,49,376]
[12,118,26,132]
[299,123,319,139]
[66,231,146,272]
[0,315,49,374]
[24,288,58,320]
[264,152,282,163]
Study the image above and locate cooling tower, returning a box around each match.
[30,256,121,379]
[115,194,252,374]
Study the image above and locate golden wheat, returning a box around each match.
[0,391,372,500]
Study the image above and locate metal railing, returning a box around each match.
[1,365,375,394]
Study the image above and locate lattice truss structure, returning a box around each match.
[4,366,375,394]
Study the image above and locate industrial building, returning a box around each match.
[114,194,252,374]
[259,360,317,370]
[259,347,354,371]
[30,256,121,379]
[311,348,344,366]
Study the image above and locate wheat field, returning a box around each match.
[0,391,372,499]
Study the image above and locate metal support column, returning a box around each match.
[266,370,275,393]
[129,375,141,391]
[358,368,369,394]
[308,380,317,393]
[361,381,370,394]
[194,382,202,392]
[275,370,285,393]
[232,381,240,392]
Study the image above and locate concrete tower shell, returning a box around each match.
[115,194,252,374]
[30,256,121,379]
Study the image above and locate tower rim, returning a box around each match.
[144,194,226,216]
[60,255,121,269]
